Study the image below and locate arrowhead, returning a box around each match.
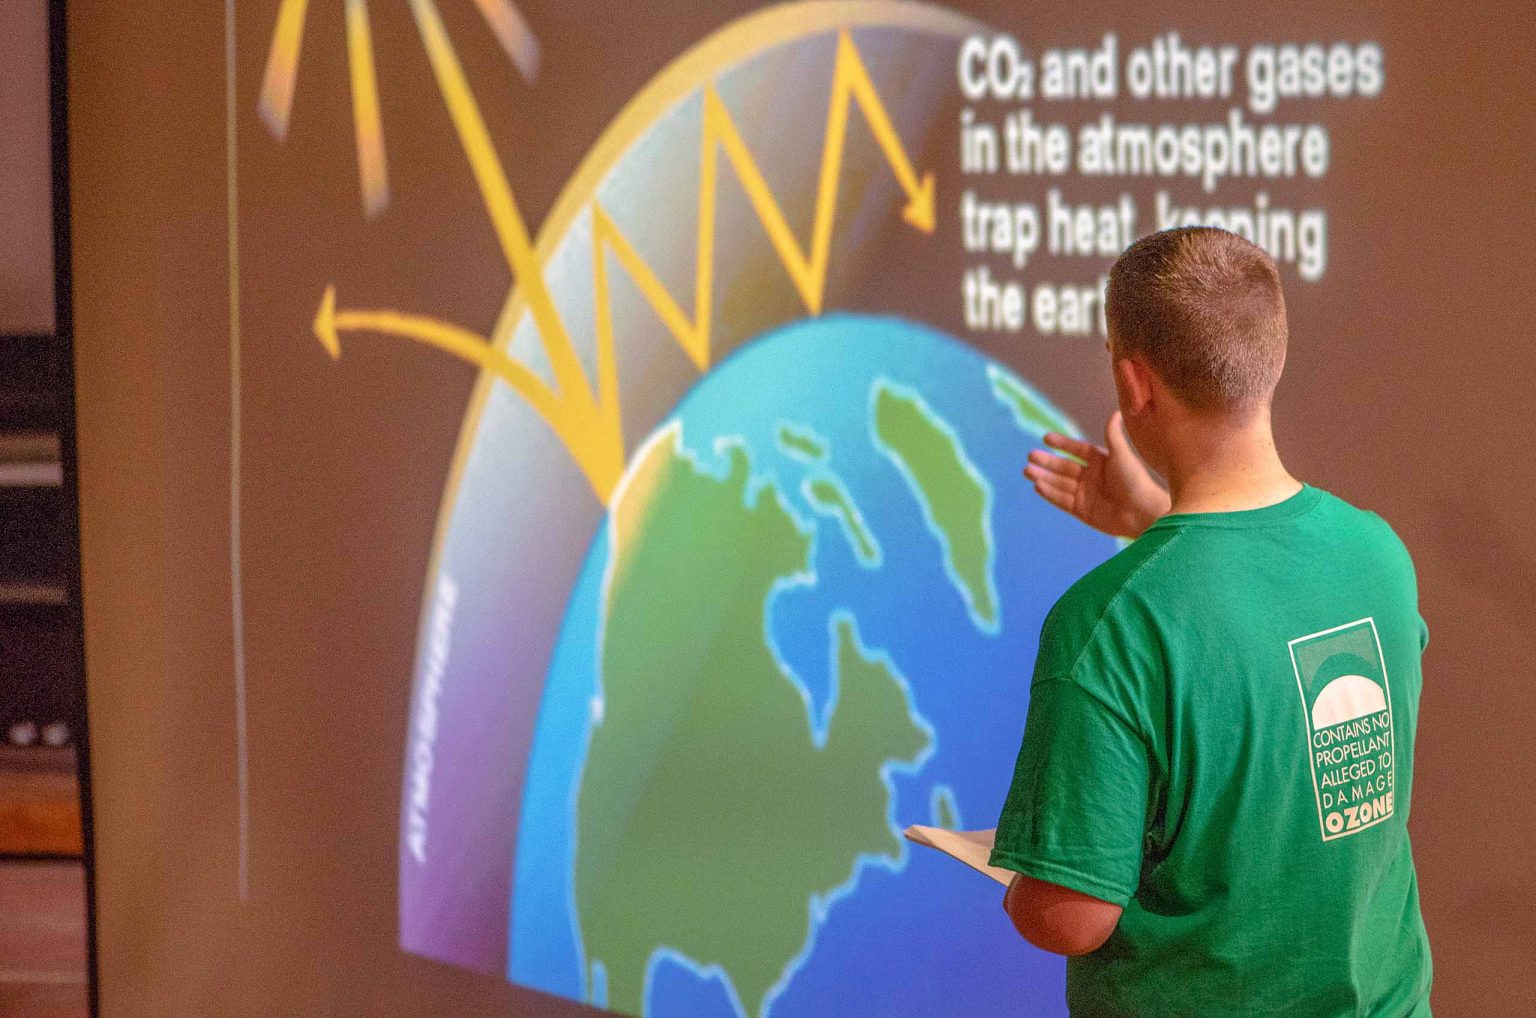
[902,172,936,234]
[314,286,341,359]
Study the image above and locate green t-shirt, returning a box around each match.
[990,484,1432,1017]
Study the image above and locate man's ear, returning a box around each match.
[1114,356,1155,416]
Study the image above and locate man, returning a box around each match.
[990,227,1431,1015]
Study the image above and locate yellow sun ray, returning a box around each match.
[471,0,541,81]
[344,0,389,216]
[260,0,539,217]
[258,0,310,139]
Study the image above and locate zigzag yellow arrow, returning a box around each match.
[319,2,936,502]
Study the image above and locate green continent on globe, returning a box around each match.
[988,364,1075,438]
[870,381,999,632]
[930,784,961,829]
[774,422,828,463]
[575,423,932,1018]
[802,473,881,567]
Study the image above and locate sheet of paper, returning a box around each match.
[903,825,1014,887]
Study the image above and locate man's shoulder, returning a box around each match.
[1039,528,1184,667]
[1056,526,1183,615]
[1309,486,1417,565]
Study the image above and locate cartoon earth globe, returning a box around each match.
[507,314,1114,1017]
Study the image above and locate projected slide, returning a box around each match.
[370,9,1106,1014]
[324,5,1108,1013]
[242,0,1384,1015]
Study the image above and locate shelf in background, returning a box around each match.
[0,859,87,1018]
[0,430,60,489]
[0,747,81,857]
[0,461,61,487]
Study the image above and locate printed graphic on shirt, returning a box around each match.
[1288,618,1396,841]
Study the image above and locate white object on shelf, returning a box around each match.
[7,721,39,747]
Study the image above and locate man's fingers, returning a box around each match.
[1042,431,1103,464]
[1027,449,1084,479]
[1026,466,1079,502]
[1031,476,1078,515]
[1024,463,1078,492]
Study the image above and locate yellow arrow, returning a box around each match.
[314,285,561,424]
[586,26,939,384]
[834,30,936,233]
[315,284,626,498]
[902,172,936,233]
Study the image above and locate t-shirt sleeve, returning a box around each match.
[988,676,1150,907]
[1419,614,1429,652]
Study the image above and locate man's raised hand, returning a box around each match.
[1023,411,1172,539]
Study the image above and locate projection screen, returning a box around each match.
[69,2,1536,1014]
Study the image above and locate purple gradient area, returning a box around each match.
[398,386,601,972]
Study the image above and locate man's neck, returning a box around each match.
[1160,410,1301,516]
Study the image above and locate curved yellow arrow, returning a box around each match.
[314,285,624,492]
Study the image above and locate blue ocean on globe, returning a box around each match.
[509,313,1116,1017]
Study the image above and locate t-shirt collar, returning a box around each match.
[1145,483,1322,531]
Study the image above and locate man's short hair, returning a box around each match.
[1105,227,1288,413]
